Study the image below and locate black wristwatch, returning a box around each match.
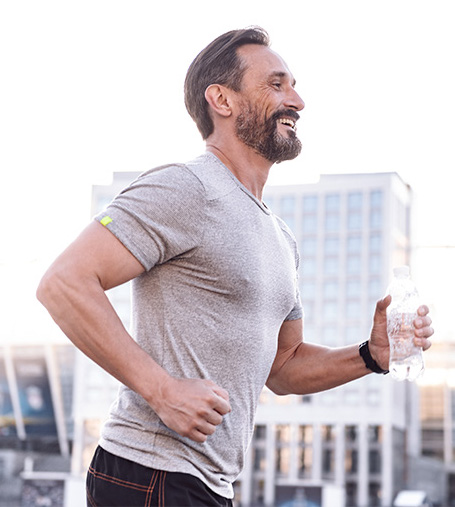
[359,341,389,374]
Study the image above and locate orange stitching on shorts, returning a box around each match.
[86,485,97,507]
[159,471,167,507]
[145,469,158,507]
[88,466,151,493]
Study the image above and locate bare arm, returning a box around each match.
[37,220,230,442]
[267,297,433,395]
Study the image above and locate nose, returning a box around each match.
[285,88,305,112]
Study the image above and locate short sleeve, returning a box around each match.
[94,164,207,271]
[274,215,303,322]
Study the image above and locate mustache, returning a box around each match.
[271,109,300,123]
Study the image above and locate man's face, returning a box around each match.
[234,45,305,163]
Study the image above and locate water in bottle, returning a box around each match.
[386,266,424,381]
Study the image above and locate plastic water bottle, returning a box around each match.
[386,266,424,381]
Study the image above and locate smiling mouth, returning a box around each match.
[278,117,297,131]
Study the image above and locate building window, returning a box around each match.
[299,425,313,444]
[325,214,340,232]
[347,256,361,275]
[322,425,335,442]
[322,326,338,347]
[370,190,383,208]
[301,281,316,301]
[368,482,381,507]
[276,447,290,477]
[302,301,314,324]
[280,195,296,215]
[283,216,296,233]
[368,426,382,443]
[345,425,358,443]
[303,195,318,213]
[254,425,266,441]
[303,323,316,342]
[345,449,358,474]
[369,254,381,274]
[324,256,339,276]
[298,447,313,478]
[298,425,313,479]
[276,425,291,477]
[264,196,275,211]
[346,280,361,298]
[369,449,381,474]
[345,325,362,344]
[348,192,363,210]
[369,232,382,253]
[346,482,358,507]
[347,235,362,254]
[302,258,317,277]
[324,237,339,255]
[348,212,362,230]
[301,237,317,256]
[323,301,338,321]
[370,209,382,229]
[302,215,318,233]
[276,424,291,444]
[368,278,382,300]
[324,281,338,299]
[325,194,340,211]
[346,300,361,320]
[252,479,265,506]
[253,448,266,472]
[322,449,334,477]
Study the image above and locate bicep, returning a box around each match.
[50,220,145,290]
[269,319,304,374]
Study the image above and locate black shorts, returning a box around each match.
[86,446,233,507]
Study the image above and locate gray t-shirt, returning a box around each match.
[95,152,302,498]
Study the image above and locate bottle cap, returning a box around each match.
[393,265,410,277]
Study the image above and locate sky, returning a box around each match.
[1,0,454,345]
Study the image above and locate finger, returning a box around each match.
[212,395,231,416]
[373,296,391,323]
[191,430,208,443]
[415,325,434,339]
[414,316,432,330]
[205,411,223,426]
[212,384,230,403]
[417,305,430,316]
[195,422,217,438]
[414,336,432,351]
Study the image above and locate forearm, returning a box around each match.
[266,342,370,396]
[37,269,168,409]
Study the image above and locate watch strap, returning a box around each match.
[359,341,389,375]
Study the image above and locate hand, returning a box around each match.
[153,377,231,443]
[369,296,434,371]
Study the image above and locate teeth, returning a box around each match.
[279,118,296,129]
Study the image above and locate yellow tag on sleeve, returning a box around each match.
[100,216,113,227]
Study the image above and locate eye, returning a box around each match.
[272,82,282,89]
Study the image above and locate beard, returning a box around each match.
[235,102,302,163]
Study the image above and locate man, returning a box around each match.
[37,27,433,507]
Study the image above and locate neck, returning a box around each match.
[206,141,273,201]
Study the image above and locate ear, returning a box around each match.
[204,84,233,118]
